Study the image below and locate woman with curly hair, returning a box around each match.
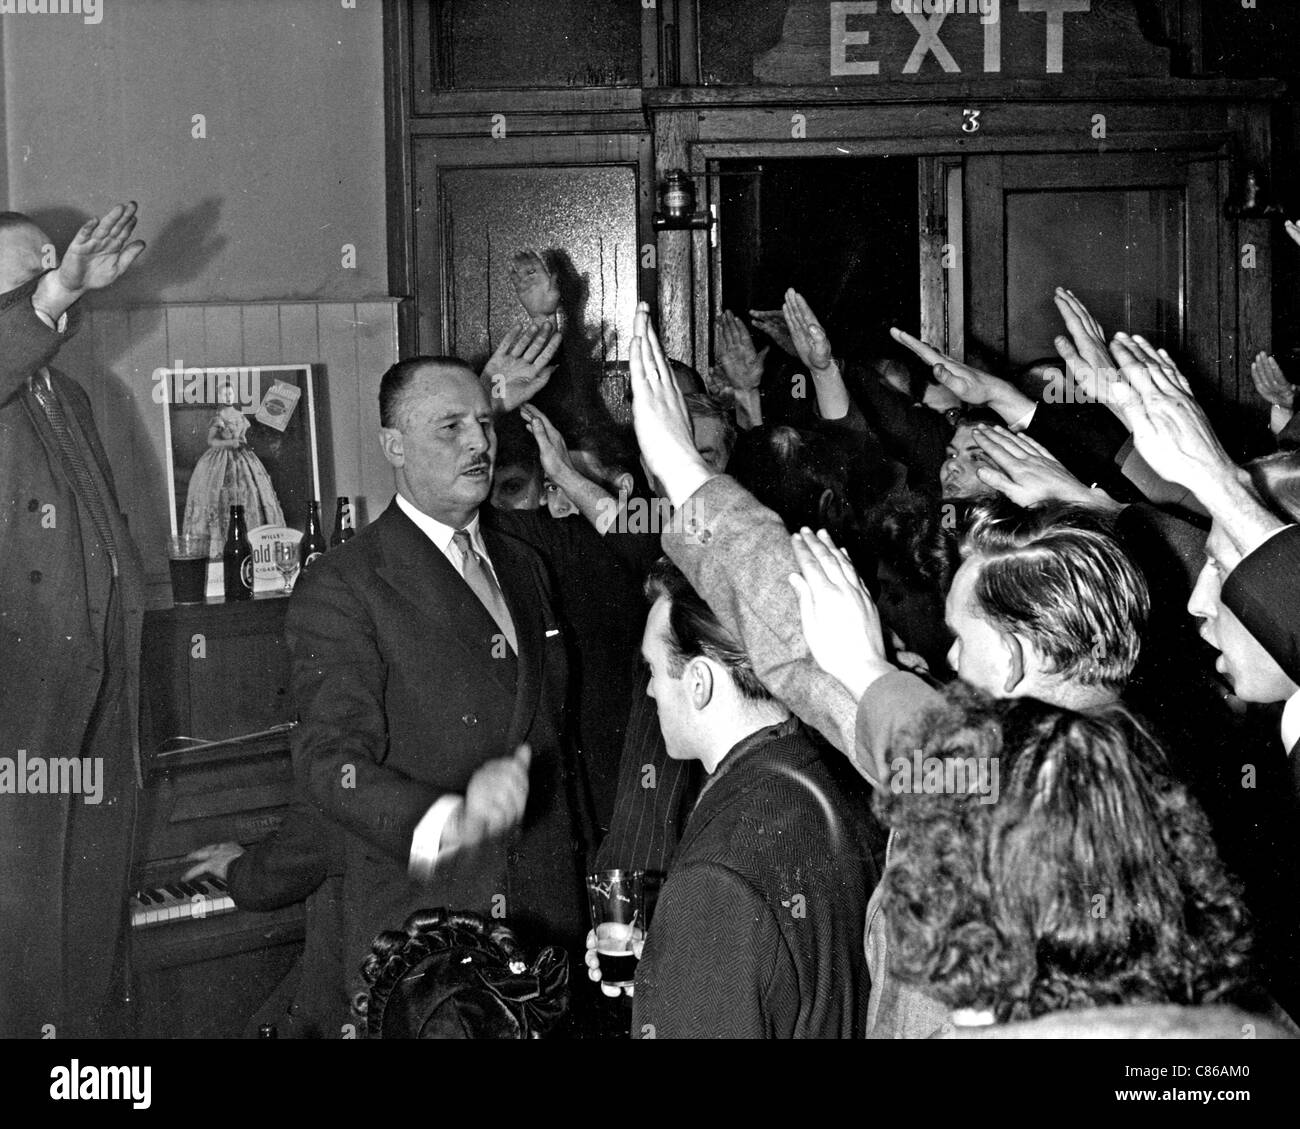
[877,684,1288,1036]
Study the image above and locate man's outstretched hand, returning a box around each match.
[889,327,1033,423]
[629,301,712,507]
[788,528,893,702]
[1251,352,1295,411]
[782,289,835,375]
[520,403,575,482]
[748,308,797,357]
[482,319,562,412]
[714,309,766,391]
[35,202,145,321]
[972,425,1120,514]
[1106,333,1234,500]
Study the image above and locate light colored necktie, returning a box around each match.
[452,529,517,654]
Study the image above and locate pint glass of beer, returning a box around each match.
[586,869,645,994]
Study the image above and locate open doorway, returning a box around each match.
[715,156,921,367]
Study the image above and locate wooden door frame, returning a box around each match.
[648,86,1277,451]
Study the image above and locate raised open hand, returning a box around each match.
[1106,332,1233,498]
[55,202,146,294]
[1053,287,1111,375]
[629,302,712,506]
[520,403,576,482]
[748,308,797,357]
[482,319,562,412]
[782,289,835,374]
[1251,352,1295,410]
[787,527,892,701]
[889,327,1026,415]
[971,426,1116,512]
[714,309,765,391]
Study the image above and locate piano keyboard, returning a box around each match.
[131,876,236,928]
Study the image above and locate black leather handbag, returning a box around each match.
[359,909,569,1039]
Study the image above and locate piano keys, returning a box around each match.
[131,876,235,927]
[131,598,306,1038]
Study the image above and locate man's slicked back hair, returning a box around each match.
[960,498,1150,691]
[0,212,37,235]
[379,355,478,431]
[644,557,772,703]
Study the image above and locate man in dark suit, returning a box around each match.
[588,558,877,1039]
[281,356,587,1036]
[0,204,147,1038]
[1100,336,1300,800]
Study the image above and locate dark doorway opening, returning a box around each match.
[717,156,920,363]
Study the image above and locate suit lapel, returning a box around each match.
[373,502,519,698]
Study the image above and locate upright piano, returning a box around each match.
[131,597,305,1039]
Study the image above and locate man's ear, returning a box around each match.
[689,658,715,711]
[818,487,848,530]
[379,427,405,469]
[1001,631,1027,696]
[613,471,635,498]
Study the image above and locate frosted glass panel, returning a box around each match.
[1005,188,1184,366]
[442,164,639,369]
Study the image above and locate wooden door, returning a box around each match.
[964,149,1237,435]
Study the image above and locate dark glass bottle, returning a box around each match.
[301,501,328,570]
[330,496,356,548]
[222,505,253,601]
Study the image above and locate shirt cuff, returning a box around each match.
[1270,404,1295,436]
[408,795,463,880]
[1007,403,1037,433]
[30,301,68,334]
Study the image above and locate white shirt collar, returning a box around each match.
[394,491,478,550]
[1282,690,1300,755]
[393,493,492,576]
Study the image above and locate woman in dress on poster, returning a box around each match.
[183,382,285,554]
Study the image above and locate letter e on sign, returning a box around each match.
[829,2,880,77]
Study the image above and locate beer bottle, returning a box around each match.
[330,496,356,547]
[301,501,328,570]
[222,505,253,601]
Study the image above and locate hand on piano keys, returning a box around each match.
[130,840,247,928]
[130,875,236,927]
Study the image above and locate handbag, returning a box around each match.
[358,908,569,1039]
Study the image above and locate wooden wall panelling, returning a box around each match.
[239,305,282,366]
[124,307,174,591]
[1231,102,1275,453]
[642,0,661,88]
[656,111,698,365]
[316,304,362,514]
[89,309,143,559]
[354,302,401,528]
[962,154,1006,361]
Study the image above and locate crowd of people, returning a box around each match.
[4,204,1300,1038]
